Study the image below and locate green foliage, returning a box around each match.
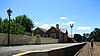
[0,18,2,23]
[0,14,34,35]
[10,21,25,35]
[90,28,100,41]
[15,15,35,32]
[0,23,3,33]
[2,23,8,33]
[1,18,8,33]
[0,18,3,32]
[74,34,82,42]
[3,18,8,24]
[82,33,86,41]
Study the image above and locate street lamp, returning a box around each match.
[7,8,12,46]
[70,24,73,38]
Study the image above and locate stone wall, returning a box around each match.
[0,33,58,46]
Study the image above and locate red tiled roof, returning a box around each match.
[51,26,60,31]
[51,26,67,34]
[37,26,68,34]
[60,29,66,33]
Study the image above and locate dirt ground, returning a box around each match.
[76,42,100,56]
[92,42,100,56]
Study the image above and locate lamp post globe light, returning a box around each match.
[70,24,73,38]
[7,8,12,46]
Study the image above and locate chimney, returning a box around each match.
[56,24,59,29]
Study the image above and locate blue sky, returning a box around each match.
[0,0,100,35]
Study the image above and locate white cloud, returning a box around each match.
[62,23,68,25]
[34,22,39,24]
[50,24,57,27]
[60,17,68,20]
[39,24,49,29]
[77,26,91,31]
[62,21,75,25]
[68,21,75,24]
[50,23,61,28]
[39,23,61,29]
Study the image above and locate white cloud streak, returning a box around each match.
[50,24,57,27]
[39,24,49,29]
[77,26,91,31]
[39,23,61,29]
[34,22,39,24]
[60,17,68,20]
[62,21,75,25]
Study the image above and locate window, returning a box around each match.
[52,29,55,32]
[51,33,56,38]
[37,30,40,33]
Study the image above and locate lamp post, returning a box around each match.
[70,24,73,38]
[7,8,12,46]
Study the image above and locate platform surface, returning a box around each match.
[0,43,83,56]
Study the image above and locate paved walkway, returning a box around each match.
[0,43,83,56]
[76,42,100,56]
[75,43,91,56]
[1,43,99,56]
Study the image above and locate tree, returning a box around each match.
[1,18,8,33]
[95,29,100,41]
[15,15,35,33]
[0,18,2,32]
[90,28,100,41]
[0,15,35,35]
[3,18,8,24]
[0,18,2,23]
[10,22,25,35]
[10,19,25,35]
[0,18,25,35]
[82,33,86,41]
[74,34,82,42]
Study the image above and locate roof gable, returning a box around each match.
[39,28,47,33]
[46,26,60,33]
[47,26,67,34]
[35,26,68,34]
[35,27,47,33]
[60,29,66,33]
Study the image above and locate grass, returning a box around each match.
[94,42,100,46]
